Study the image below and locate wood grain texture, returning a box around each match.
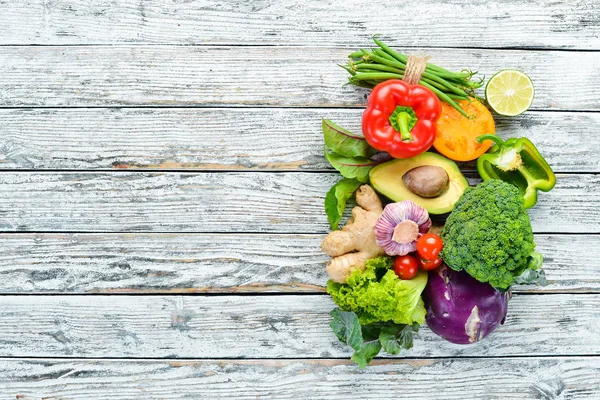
[0,172,596,233]
[0,294,598,358]
[0,233,328,293]
[1,0,597,393]
[0,46,599,110]
[1,0,599,49]
[0,233,596,294]
[1,357,598,399]
[1,108,597,172]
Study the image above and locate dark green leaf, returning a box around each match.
[397,325,415,349]
[378,327,402,355]
[324,178,362,230]
[379,324,414,355]
[324,148,378,183]
[331,312,420,368]
[351,340,382,369]
[515,268,548,286]
[329,308,363,351]
[322,119,376,159]
[360,323,385,342]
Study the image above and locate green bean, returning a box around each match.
[447,78,482,89]
[420,77,451,92]
[372,37,408,63]
[339,64,356,76]
[424,63,472,79]
[372,51,405,70]
[373,37,477,82]
[353,71,471,104]
[350,72,405,81]
[419,81,470,118]
[348,78,380,88]
[427,70,472,80]
[354,69,394,76]
[372,48,398,63]
[420,71,469,97]
[446,93,470,101]
[373,37,457,77]
[352,69,472,100]
[370,45,471,97]
[370,52,407,70]
[354,63,405,74]
[352,71,467,100]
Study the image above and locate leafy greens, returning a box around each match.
[330,308,418,368]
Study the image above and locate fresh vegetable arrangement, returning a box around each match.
[320,36,554,367]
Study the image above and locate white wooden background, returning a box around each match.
[0,1,599,398]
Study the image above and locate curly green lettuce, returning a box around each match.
[327,256,427,325]
[441,179,543,290]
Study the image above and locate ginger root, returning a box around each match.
[322,184,385,283]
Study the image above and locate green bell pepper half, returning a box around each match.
[476,135,556,209]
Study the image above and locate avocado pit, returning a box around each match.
[402,165,450,198]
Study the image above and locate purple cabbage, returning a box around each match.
[423,264,509,345]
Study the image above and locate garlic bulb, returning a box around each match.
[374,200,431,256]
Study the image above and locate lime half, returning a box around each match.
[485,69,534,116]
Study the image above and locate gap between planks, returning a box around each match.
[0,233,596,294]
[0,293,597,359]
[0,355,599,361]
[1,44,600,51]
[0,172,595,233]
[2,356,597,399]
[1,46,598,109]
[1,0,598,49]
[2,105,600,111]
[1,108,598,172]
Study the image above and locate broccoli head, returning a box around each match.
[441,180,541,290]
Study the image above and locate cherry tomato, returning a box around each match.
[417,257,443,271]
[394,255,419,280]
[417,233,444,261]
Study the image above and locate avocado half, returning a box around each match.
[369,152,469,214]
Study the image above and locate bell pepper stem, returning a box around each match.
[476,134,504,148]
[396,111,414,142]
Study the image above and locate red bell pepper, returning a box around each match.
[362,80,441,159]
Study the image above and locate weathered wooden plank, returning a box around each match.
[1,0,598,49]
[0,233,327,293]
[1,357,598,399]
[0,233,595,294]
[0,172,596,233]
[0,294,597,358]
[0,47,598,110]
[0,108,597,173]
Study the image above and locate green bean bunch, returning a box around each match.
[343,38,484,118]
